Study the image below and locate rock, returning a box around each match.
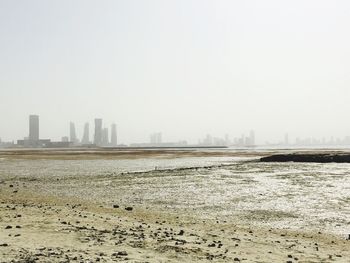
[113,204,119,208]
[0,243,8,247]
[260,153,350,163]
[178,230,184,236]
[5,225,12,229]
[125,207,133,211]
[234,258,240,262]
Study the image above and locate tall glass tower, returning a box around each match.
[94,118,102,146]
[29,115,39,141]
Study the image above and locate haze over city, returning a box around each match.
[1,0,350,144]
[3,1,350,262]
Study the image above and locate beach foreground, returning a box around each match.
[1,149,350,262]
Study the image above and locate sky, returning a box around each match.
[1,0,350,144]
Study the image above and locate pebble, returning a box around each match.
[112,251,128,257]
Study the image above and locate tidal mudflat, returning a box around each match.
[1,149,350,262]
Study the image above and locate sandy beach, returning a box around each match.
[1,149,350,262]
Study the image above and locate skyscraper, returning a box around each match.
[94,118,102,146]
[284,133,289,145]
[150,133,161,144]
[70,122,77,144]
[249,130,255,145]
[29,115,39,141]
[81,122,90,144]
[111,123,117,146]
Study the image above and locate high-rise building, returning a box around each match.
[150,132,162,144]
[81,122,90,144]
[102,128,109,146]
[29,115,39,141]
[94,118,102,146]
[284,133,289,145]
[111,123,117,146]
[249,130,255,145]
[203,134,213,145]
[70,122,77,144]
[224,134,230,146]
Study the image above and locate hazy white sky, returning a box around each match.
[1,0,350,144]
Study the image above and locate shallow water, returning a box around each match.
[1,155,350,237]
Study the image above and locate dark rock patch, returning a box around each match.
[260,153,350,163]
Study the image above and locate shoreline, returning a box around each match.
[0,148,266,160]
[1,148,350,161]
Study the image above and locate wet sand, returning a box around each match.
[1,149,350,262]
[1,186,350,262]
[0,148,266,160]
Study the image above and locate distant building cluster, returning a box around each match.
[267,133,350,147]
[2,114,350,149]
[90,118,117,147]
[0,137,14,148]
[16,115,118,148]
[130,132,188,147]
[198,130,256,147]
[150,132,162,144]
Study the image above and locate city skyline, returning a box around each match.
[3,114,350,148]
[1,1,350,144]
